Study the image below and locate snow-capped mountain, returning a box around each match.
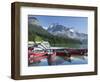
[47,23,87,40]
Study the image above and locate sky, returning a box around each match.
[29,15,88,34]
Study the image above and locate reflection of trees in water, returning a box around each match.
[51,43,87,48]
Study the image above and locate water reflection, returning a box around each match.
[29,56,88,66]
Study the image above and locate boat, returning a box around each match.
[28,47,48,64]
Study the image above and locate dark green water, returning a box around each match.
[51,44,87,48]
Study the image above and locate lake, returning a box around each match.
[51,43,87,48]
[29,56,88,66]
[28,43,88,66]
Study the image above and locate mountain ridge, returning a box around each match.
[47,23,87,40]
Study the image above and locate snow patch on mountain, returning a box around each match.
[47,23,87,40]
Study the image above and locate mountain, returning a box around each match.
[28,17,82,47]
[28,16,53,42]
[28,16,49,35]
[47,23,87,40]
[28,16,40,26]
